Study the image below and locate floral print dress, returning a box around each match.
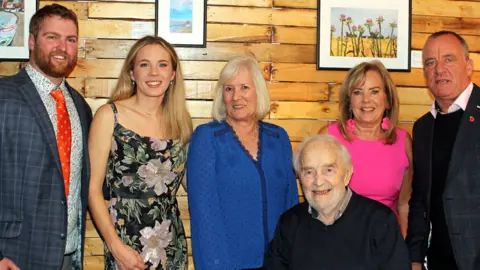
[105,103,187,270]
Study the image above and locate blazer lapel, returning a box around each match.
[445,84,480,188]
[13,69,63,177]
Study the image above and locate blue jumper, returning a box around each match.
[187,120,299,269]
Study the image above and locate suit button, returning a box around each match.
[61,200,65,205]
[60,233,65,239]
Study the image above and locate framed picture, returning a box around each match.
[316,0,412,71]
[156,0,206,48]
[0,0,37,60]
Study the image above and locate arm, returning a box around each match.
[378,211,411,270]
[263,214,291,270]
[87,104,145,270]
[280,130,298,209]
[397,133,413,238]
[406,123,428,265]
[187,126,233,269]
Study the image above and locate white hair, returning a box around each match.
[293,135,353,174]
[211,55,271,121]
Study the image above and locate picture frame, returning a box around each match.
[316,0,412,71]
[0,0,38,60]
[155,0,206,48]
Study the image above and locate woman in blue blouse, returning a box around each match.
[187,56,298,269]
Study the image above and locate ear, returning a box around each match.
[129,69,135,82]
[343,166,353,187]
[28,33,35,51]
[467,58,474,77]
[170,70,176,82]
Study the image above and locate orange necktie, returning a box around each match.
[50,89,72,200]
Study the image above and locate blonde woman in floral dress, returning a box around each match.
[88,36,192,270]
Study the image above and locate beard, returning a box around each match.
[32,45,77,79]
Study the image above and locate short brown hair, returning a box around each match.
[29,4,78,38]
[337,60,400,144]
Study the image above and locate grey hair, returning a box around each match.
[425,31,470,59]
[293,135,353,174]
[211,55,271,121]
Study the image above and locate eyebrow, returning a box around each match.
[322,163,337,168]
[138,59,169,63]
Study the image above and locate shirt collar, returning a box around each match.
[308,187,352,225]
[430,82,473,118]
[25,63,66,99]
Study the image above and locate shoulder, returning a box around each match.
[413,112,433,131]
[92,103,115,123]
[278,202,309,224]
[261,121,289,140]
[192,120,228,139]
[351,192,393,218]
[0,73,25,100]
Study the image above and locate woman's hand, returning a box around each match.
[110,241,147,270]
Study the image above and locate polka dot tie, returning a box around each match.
[50,89,71,202]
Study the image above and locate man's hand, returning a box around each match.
[412,262,423,270]
[0,258,20,270]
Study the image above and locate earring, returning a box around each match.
[169,81,173,86]
[132,80,136,86]
[347,110,355,133]
[381,107,390,130]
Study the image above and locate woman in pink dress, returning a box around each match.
[319,61,412,237]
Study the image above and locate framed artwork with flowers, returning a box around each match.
[316,0,412,71]
[155,0,206,48]
[0,0,38,60]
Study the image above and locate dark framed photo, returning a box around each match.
[0,0,38,60]
[155,0,206,48]
[316,0,412,71]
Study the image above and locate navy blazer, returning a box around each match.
[0,69,92,269]
[406,84,480,270]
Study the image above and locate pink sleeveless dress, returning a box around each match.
[328,122,408,215]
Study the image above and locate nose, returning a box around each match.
[232,88,241,101]
[361,92,371,103]
[435,60,446,74]
[56,39,67,51]
[149,65,159,75]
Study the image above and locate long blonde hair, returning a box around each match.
[109,35,192,144]
[338,60,399,144]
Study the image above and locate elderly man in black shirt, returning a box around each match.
[264,135,410,270]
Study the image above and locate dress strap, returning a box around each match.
[110,103,119,124]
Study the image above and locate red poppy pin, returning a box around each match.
[470,116,475,123]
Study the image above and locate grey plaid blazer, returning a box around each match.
[406,84,480,270]
[0,69,92,269]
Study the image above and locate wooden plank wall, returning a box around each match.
[1,0,480,269]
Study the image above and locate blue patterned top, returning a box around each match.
[187,120,298,269]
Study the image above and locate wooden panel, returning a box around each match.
[72,60,271,80]
[265,119,328,141]
[207,24,273,43]
[273,0,315,9]
[0,62,23,76]
[412,15,480,35]
[207,6,316,27]
[268,82,329,101]
[413,0,480,19]
[66,78,85,95]
[187,100,213,118]
[88,3,155,19]
[274,26,316,45]
[84,79,328,102]
[79,20,154,39]
[330,85,434,105]
[208,0,272,7]
[270,101,429,121]
[86,40,314,63]
[40,1,88,19]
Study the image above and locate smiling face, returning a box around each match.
[28,15,78,84]
[349,70,387,127]
[130,44,176,99]
[300,140,352,214]
[223,68,258,123]
[422,34,473,110]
